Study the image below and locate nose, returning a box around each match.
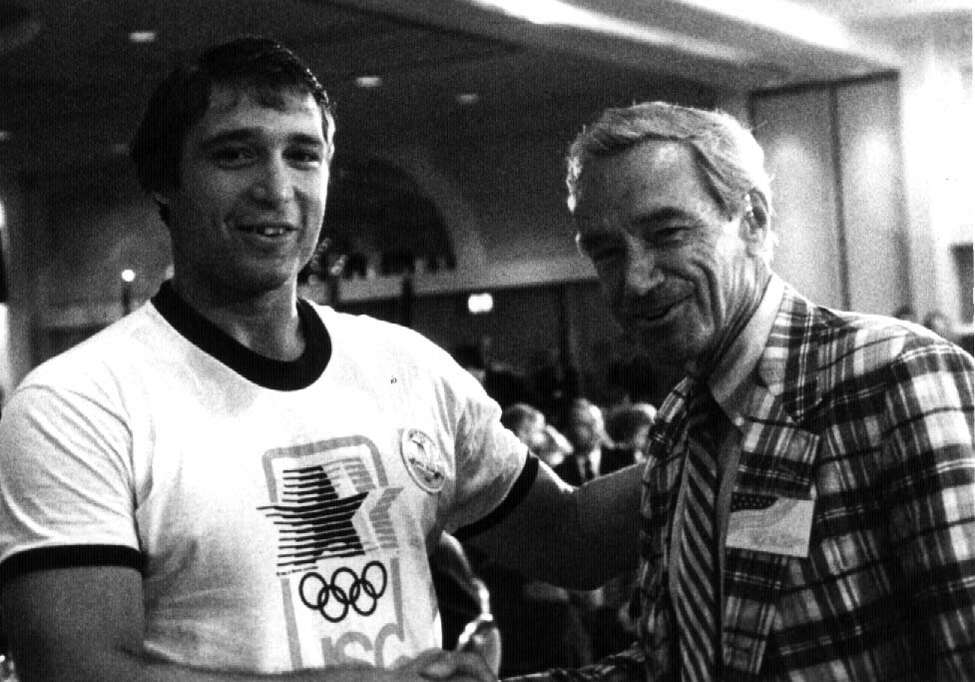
[250,157,294,204]
[623,241,664,297]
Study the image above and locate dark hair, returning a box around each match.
[500,403,542,432]
[605,403,656,444]
[129,36,334,224]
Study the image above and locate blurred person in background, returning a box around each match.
[510,100,975,680]
[0,37,646,682]
[921,309,973,356]
[555,399,635,485]
[923,308,954,342]
[533,424,573,469]
[500,403,548,455]
[552,398,643,664]
[532,346,581,429]
[892,303,918,323]
[579,403,659,660]
[501,402,572,468]
[604,403,657,464]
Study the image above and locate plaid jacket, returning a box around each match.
[522,285,975,682]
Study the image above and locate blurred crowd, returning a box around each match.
[444,340,667,676]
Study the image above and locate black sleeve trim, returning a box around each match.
[454,453,540,541]
[0,545,144,585]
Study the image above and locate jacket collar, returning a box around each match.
[754,281,826,424]
[732,280,825,497]
[710,275,784,427]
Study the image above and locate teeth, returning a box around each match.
[241,225,288,236]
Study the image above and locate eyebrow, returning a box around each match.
[199,129,325,150]
[630,207,697,224]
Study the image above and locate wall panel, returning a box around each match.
[751,90,846,308]
[836,79,910,315]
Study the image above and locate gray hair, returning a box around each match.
[566,102,773,229]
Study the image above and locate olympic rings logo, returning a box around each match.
[298,561,388,623]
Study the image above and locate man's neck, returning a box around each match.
[171,278,305,361]
[689,270,772,381]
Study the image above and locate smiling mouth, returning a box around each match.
[236,223,295,237]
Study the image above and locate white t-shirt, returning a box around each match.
[0,283,530,673]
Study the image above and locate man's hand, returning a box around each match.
[395,648,496,682]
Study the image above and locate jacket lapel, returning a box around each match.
[722,287,824,677]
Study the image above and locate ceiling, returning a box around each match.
[0,0,969,177]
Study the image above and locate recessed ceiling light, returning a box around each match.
[0,131,11,142]
[355,75,383,89]
[456,93,480,106]
[128,30,157,44]
[111,142,129,155]
[467,292,494,315]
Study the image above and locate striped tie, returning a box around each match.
[674,383,727,681]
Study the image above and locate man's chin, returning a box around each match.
[621,328,700,370]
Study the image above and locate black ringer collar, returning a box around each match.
[150,280,331,391]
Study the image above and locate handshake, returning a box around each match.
[397,581,501,681]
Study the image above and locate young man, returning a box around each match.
[514,101,975,680]
[0,39,642,681]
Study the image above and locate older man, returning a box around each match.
[513,102,975,681]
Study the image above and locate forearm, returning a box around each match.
[537,465,643,588]
[466,463,643,589]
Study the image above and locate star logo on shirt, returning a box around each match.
[259,465,369,570]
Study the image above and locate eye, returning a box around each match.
[652,225,691,246]
[210,145,255,168]
[287,147,324,167]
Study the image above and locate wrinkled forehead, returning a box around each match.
[579,140,696,195]
[574,140,720,223]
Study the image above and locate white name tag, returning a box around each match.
[726,496,814,558]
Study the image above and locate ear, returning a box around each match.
[740,190,770,256]
[152,191,170,206]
